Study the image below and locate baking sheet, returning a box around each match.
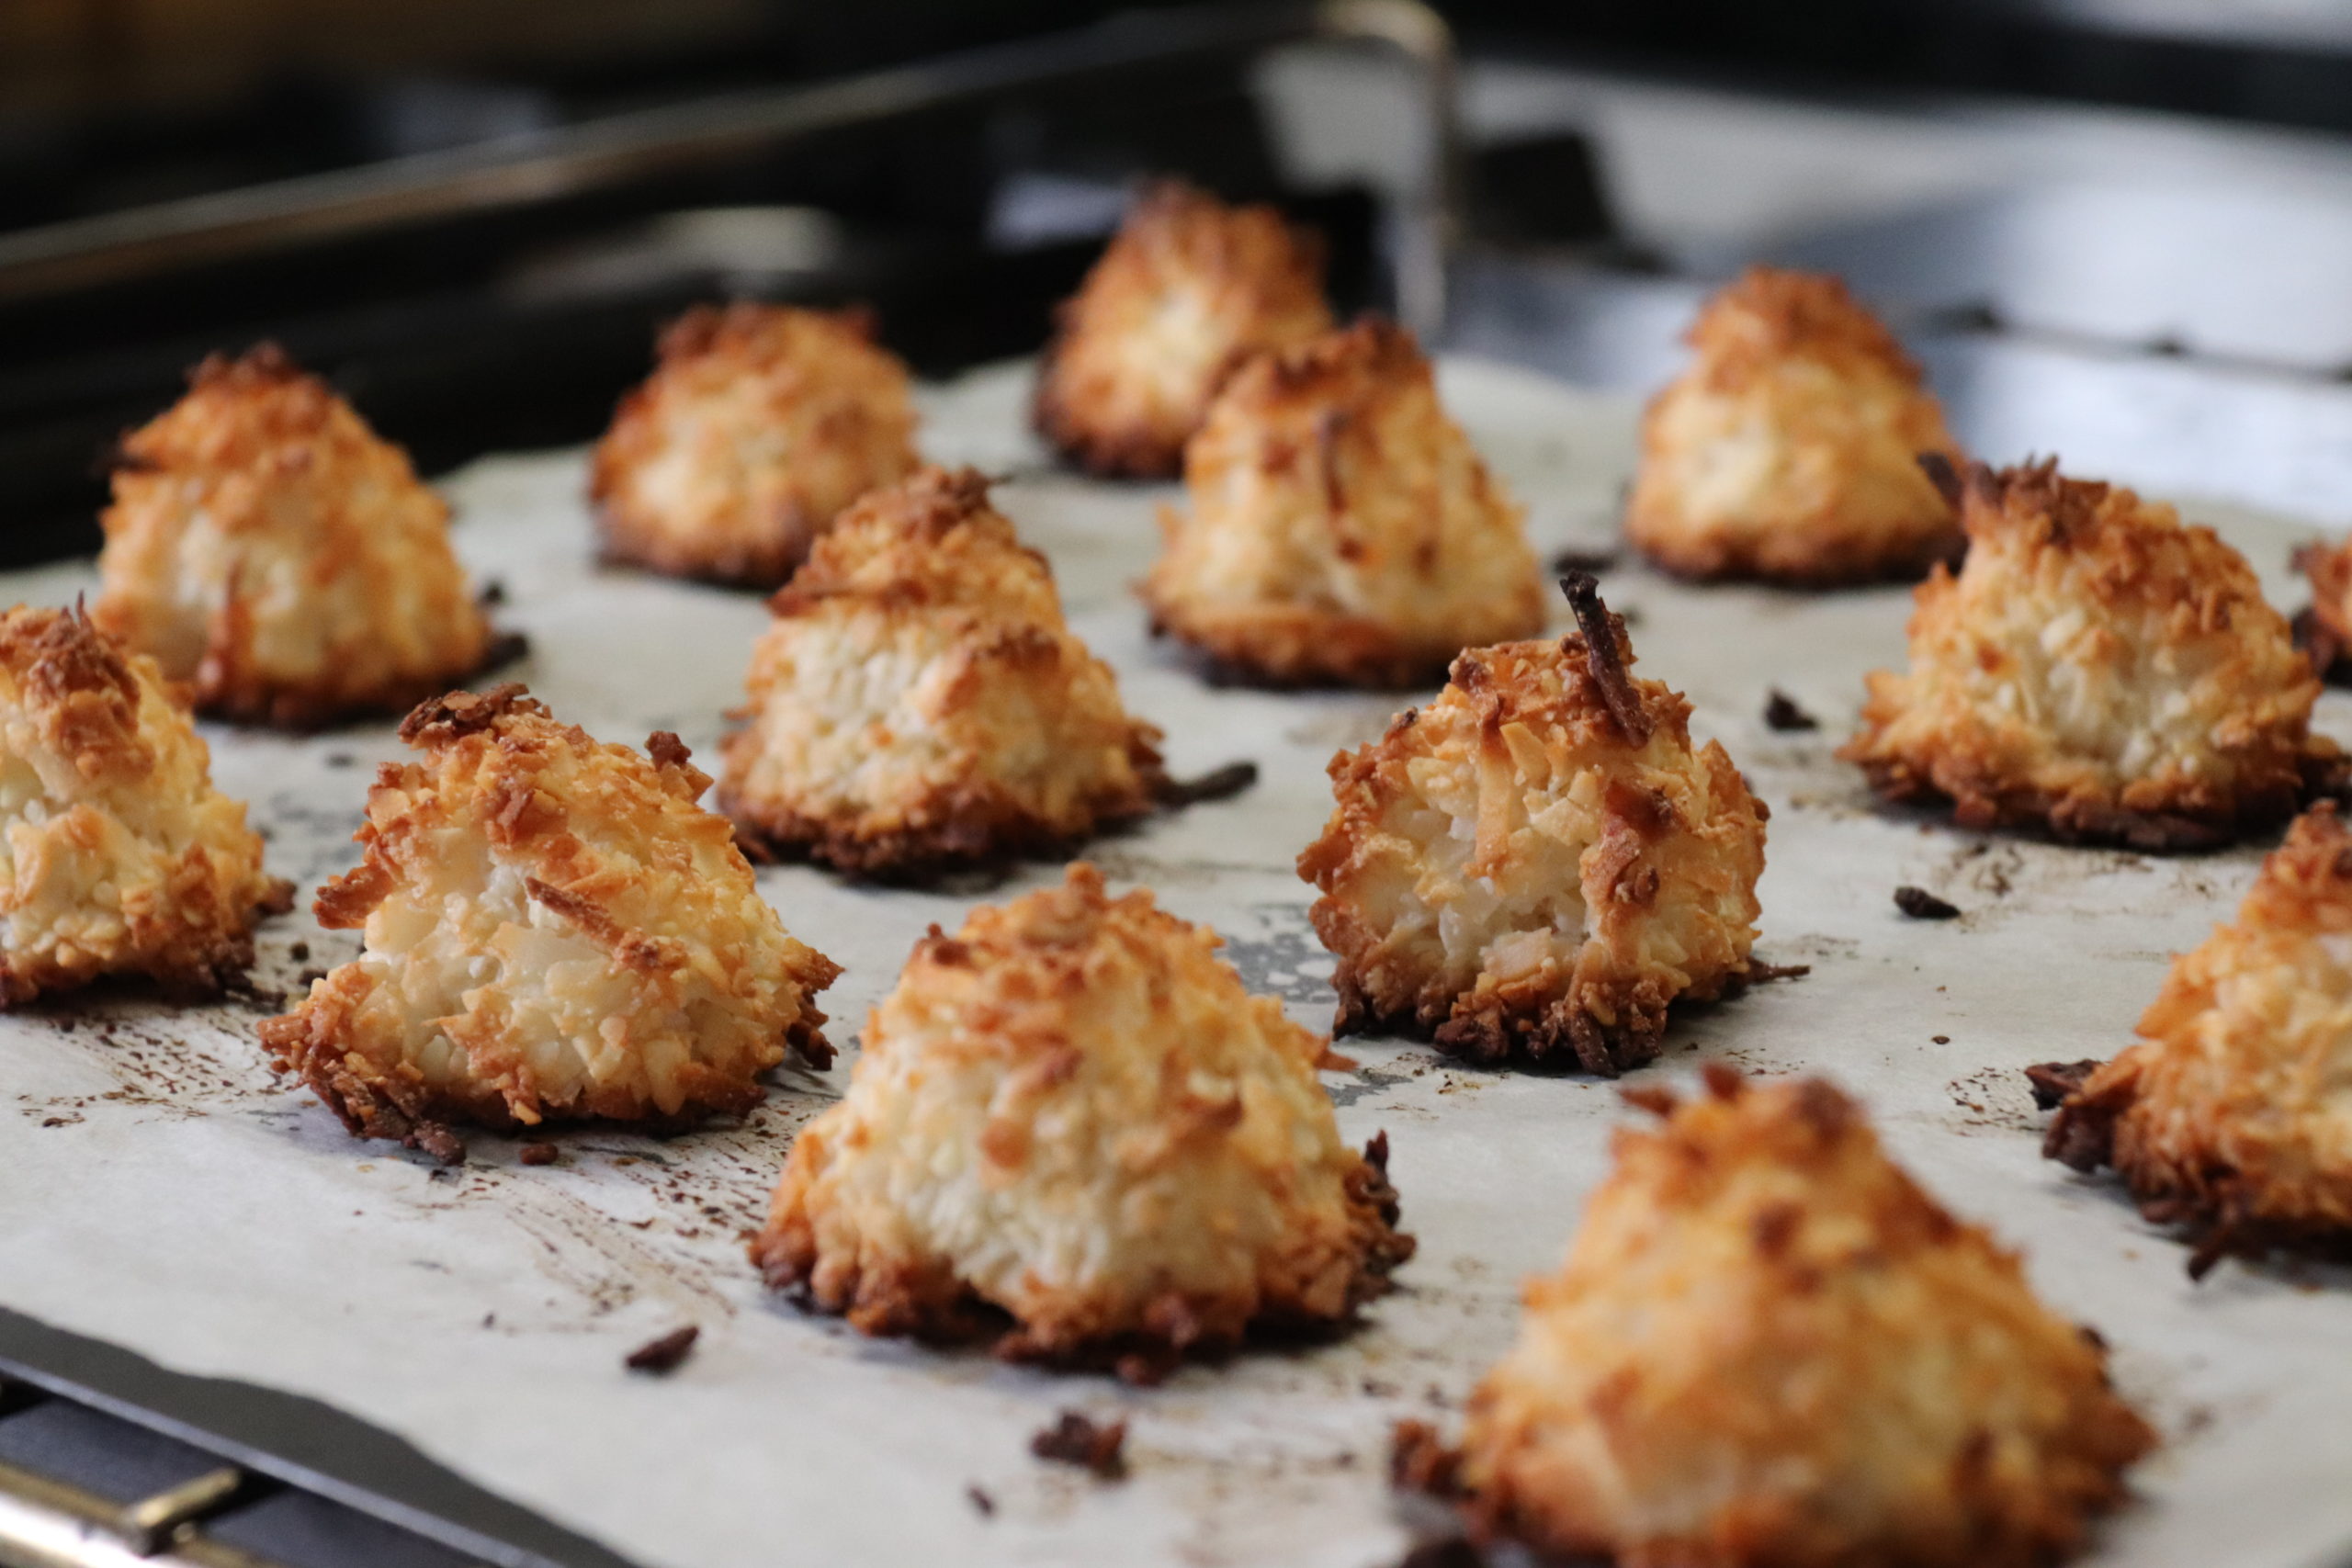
[3,357,2348,1568]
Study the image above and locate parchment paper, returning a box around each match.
[3,359,2348,1568]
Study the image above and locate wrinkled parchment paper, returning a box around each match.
[3,360,2348,1568]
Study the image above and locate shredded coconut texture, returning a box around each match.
[0,605,282,1001]
[262,686,837,1155]
[1451,1071,2155,1568]
[1143,317,1546,687]
[1627,266,1964,586]
[592,303,921,588]
[1033,180,1332,479]
[719,467,1163,880]
[2048,803,2352,1266]
[1298,616,1767,1073]
[752,863,1411,1372]
[92,344,496,727]
[1843,457,2338,849]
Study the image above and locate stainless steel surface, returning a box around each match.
[0,1326,622,1568]
[0,0,1462,339]
[0,1382,282,1568]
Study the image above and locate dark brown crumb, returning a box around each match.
[624,1325,700,1374]
[1389,1418,1462,1497]
[518,1142,560,1167]
[1740,958,1812,983]
[1548,544,1620,576]
[1917,450,1964,510]
[479,630,532,676]
[1159,760,1259,807]
[288,942,309,963]
[1894,885,1962,919]
[413,1122,466,1167]
[966,1484,995,1517]
[1396,1539,1486,1568]
[479,580,509,606]
[1762,689,1819,731]
[1558,572,1651,746]
[2025,1059,2101,1111]
[2290,604,2352,684]
[1031,1412,1127,1479]
[2038,1085,2120,1178]
[1932,1033,1951,1044]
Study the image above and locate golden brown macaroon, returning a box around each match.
[0,604,286,1002]
[260,685,838,1162]
[2038,802,2352,1276]
[1626,266,1965,586]
[1140,317,1547,687]
[751,863,1412,1380]
[590,303,922,588]
[2291,532,2352,682]
[92,344,504,728]
[1842,457,2340,851]
[1033,180,1334,479]
[1297,577,1770,1074]
[1397,1068,2155,1568]
[718,467,1164,880]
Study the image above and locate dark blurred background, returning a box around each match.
[7,0,2352,562]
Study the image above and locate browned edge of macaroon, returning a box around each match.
[1851,750,2346,855]
[749,1134,1412,1386]
[2028,1058,2352,1280]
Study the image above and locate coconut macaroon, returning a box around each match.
[2293,532,2352,682]
[1297,576,1770,1074]
[1843,457,2340,850]
[752,863,1412,1378]
[91,344,503,728]
[718,467,1164,880]
[1140,317,1547,687]
[1626,266,1965,586]
[260,685,838,1162]
[0,605,285,1002]
[1033,180,1334,479]
[590,303,922,588]
[1399,1069,2155,1568]
[2039,803,2352,1275]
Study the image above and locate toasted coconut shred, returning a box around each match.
[1404,1069,2154,1568]
[261,685,838,1160]
[718,467,1165,880]
[1842,457,2342,850]
[1296,581,1770,1073]
[1033,180,1333,479]
[0,604,285,1002]
[91,344,503,728]
[2295,532,2352,682]
[1627,266,1966,586]
[591,303,922,588]
[1141,317,1547,688]
[2041,804,2352,1275]
[751,863,1413,1380]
